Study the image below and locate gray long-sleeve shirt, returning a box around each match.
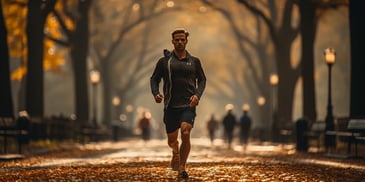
[150,51,206,108]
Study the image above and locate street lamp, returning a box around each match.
[112,96,121,141]
[270,73,279,141]
[257,96,266,107]
[324,48,336,149]
[270,74,279,86]
[257,96,266,141]
[90,70,100,127]
[126,104,134,129]
[112,96,120,120]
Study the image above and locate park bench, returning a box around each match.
[305,121,326,151]
[79,125,111,144]
[325,118,365,157]
[279,122,295,144]
[0,116,30,154]
[347,119,365,157]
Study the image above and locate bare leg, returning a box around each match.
[167,130,179,170]
[179,122,192,171]
[167,130,179,153]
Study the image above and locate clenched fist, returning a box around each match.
[189,95,199,108]
[154,94,164,103]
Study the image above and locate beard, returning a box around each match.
[175,44,185,51]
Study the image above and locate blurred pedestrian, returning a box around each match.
[207,114,219,145]
[239,104,252,149]
[138,111,152,142]
[222,104,237,149]
[150,28,206,179]
[17,111,30,146]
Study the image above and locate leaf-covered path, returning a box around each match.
[1,138,365,181]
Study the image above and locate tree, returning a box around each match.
[70,0,92,126]
[5,0,67,115]
[25,0,57,119]
[238,0,302,141]
[298,0,317,123]
[202,0,273,137]
[202,0,300,140]
[349,0,365,119]
[0,0,14,118]
[90,0,180,126]
[48,0,93,126]
[298,0,348,123]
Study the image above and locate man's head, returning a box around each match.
[171,28,189,52]
[242,104,250,114]
[225,104,234,113]
[171,28,189,39]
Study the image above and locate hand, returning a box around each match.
[189,95,199,107]
[154,94,164,103]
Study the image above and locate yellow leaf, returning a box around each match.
[11,66,26,81]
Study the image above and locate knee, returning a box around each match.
[168,139,178,148]
[181,129,191,141]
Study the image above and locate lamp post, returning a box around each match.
[126,104,134,129]
[257,96,266,107]
[257,96,266,141]
[112,96,120,141]
[90,70,100,128]
[270,73,279,141]
[112,96,120,120]
[324,48,336,149]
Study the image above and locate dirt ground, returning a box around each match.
[1,138,365,181]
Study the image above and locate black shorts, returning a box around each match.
[163,107,196,133]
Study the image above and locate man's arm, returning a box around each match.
[150,59,164,103]
[194,58,206,99]
[189,58,206,107]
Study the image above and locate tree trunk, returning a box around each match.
[349,1,365,118]
[299,0,317,122]
[26,0,45,119]
[25,0,56,119]
[101,60,111,126]
[0,1,14,118]
[70,0,92,126]
[273,42,300,142]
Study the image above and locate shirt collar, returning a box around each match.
[172,51,190,61]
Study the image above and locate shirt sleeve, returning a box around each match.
[150,58,164,96]
[194,58,207,99]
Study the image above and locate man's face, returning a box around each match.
[172,33,187,51]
